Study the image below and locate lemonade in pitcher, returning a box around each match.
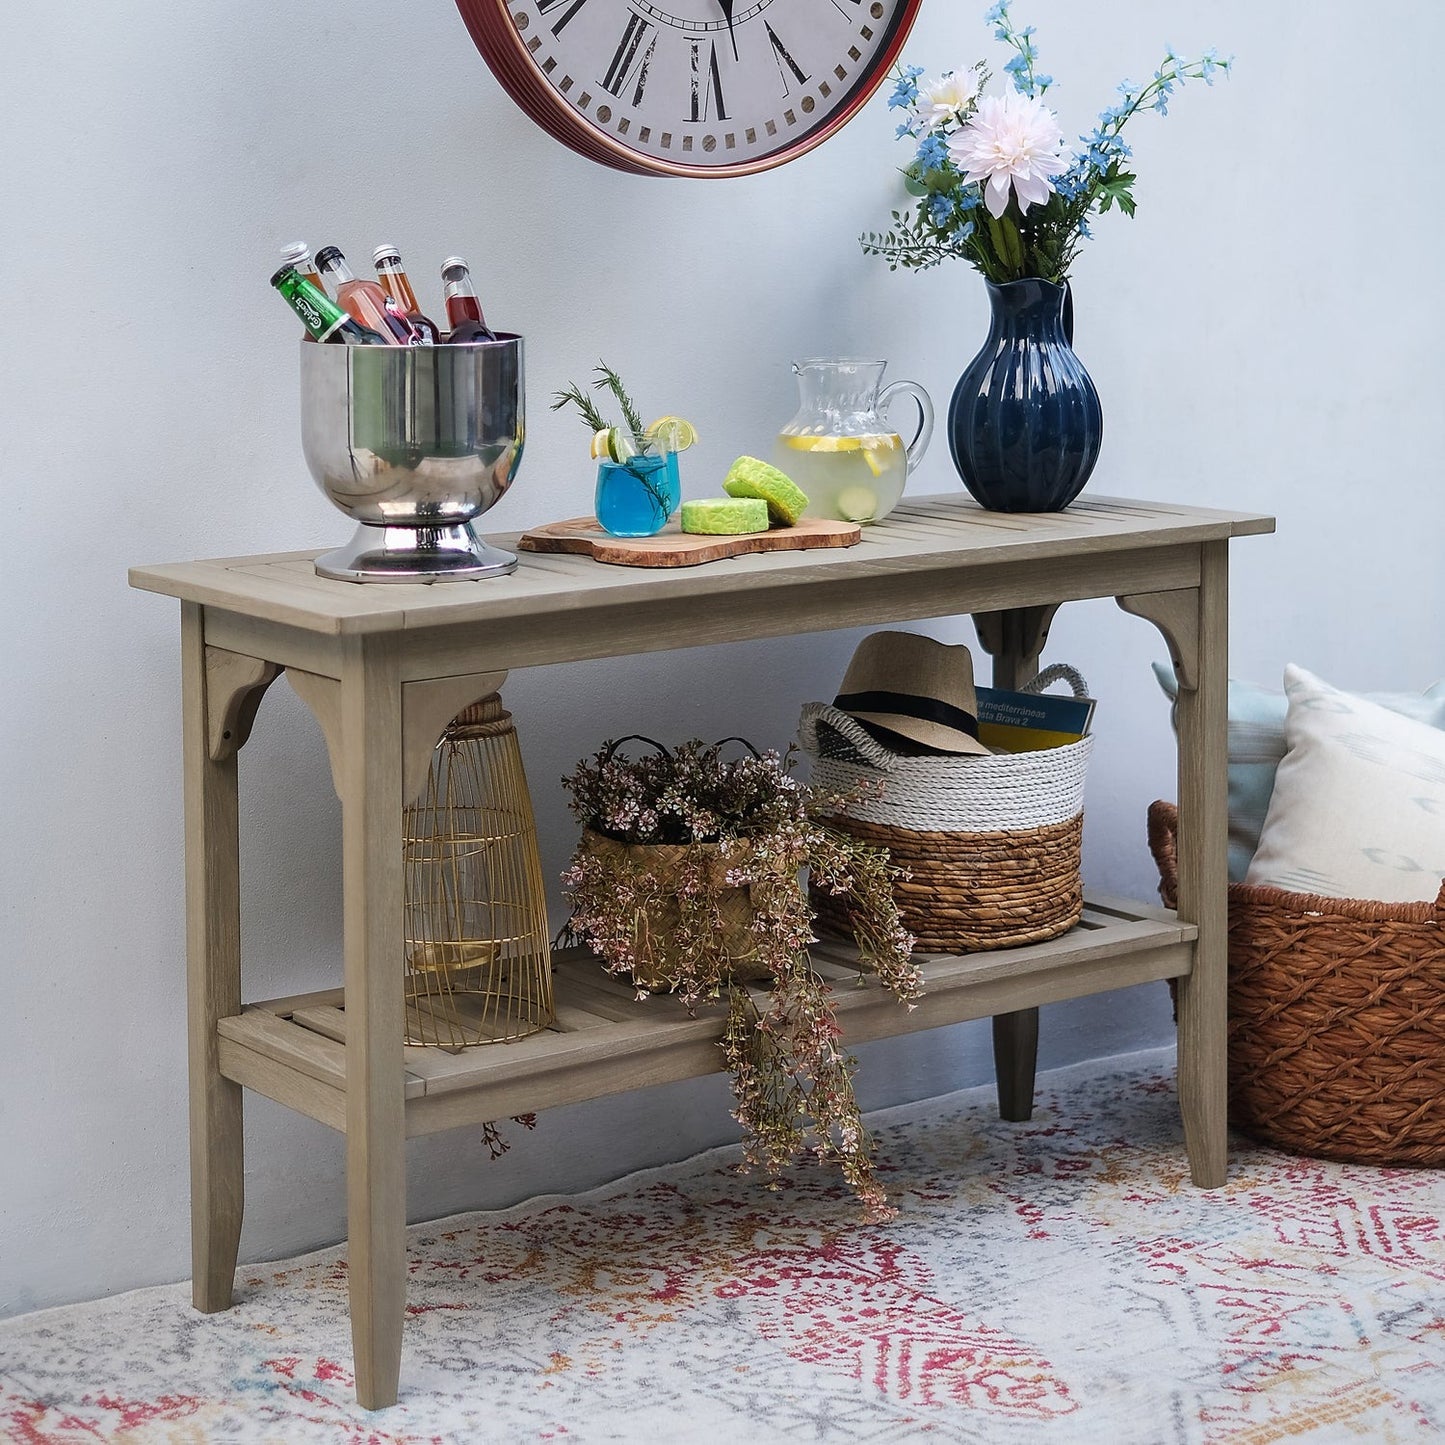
[773,359,933,524]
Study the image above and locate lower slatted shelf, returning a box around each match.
[215,896,1196,1135]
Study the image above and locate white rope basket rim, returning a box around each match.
[798,663,1093,833]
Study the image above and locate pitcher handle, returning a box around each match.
[878,379,934,475]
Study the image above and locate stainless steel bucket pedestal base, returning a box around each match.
[315,523,518,584]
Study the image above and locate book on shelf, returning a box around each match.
[976,684,1096,754]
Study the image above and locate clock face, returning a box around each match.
[457,0,923,177]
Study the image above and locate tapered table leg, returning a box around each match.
[992,1011,1040,1122]
[181,603,245,1312]
[1171,544,1230,1187]
[339,635,408,1409]
[975,606,1058,1122]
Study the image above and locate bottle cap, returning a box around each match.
[440,256,469,276]
[269,263,296,288]
[372,244,402,266]
[278,241,311,264]
[313,245,345,270]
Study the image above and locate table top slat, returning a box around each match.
[130,494,1273,636]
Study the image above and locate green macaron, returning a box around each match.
[722,456,810,527]
[680,498,770,535]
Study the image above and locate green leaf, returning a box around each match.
[1096,169,1138,218]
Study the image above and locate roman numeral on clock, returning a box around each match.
[601,12,656,104]
[766,23,809,95]
[537,0,590,36]
[689,39,727,122]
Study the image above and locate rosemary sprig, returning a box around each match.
[549,380,609,433]
[592,359,646,438]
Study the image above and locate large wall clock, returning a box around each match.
[456,0,924,178]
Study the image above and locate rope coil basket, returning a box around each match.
[800,664,1093,952]
[1149,799,1445,1166]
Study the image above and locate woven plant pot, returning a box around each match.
[577,827,774,992]
[800,665,1092,953]
[1149,800,1445,1167]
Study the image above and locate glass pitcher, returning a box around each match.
[773,359,934,524]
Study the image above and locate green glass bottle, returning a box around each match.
[270,264,386,344]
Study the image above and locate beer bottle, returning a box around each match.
[440,256,498,343]
[314,246,421,346]
[271,265,387,344]
[372,246,441,344]
[279,241,327,296]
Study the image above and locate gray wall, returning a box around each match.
[2,0,1441,1316]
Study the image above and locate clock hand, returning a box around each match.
[718,0,739,62]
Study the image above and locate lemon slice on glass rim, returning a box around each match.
[590,426,638,463]
[644,416,699,454]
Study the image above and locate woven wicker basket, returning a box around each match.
[576,828,773,992]
[1148,800,1445,1166]
[800,665,1093,952]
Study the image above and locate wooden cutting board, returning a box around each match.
[517,516,862,568]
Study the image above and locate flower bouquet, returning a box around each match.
[860,3,1232,513]
[862,1,1232,283]
[561,735,920,1219]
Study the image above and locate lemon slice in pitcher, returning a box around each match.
[781,434,863,452]
[861,433,903,477]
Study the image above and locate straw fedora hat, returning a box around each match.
[832,631,991,756]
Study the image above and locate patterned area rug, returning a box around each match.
[3,1046,1443,1444]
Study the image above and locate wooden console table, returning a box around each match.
[130,493,1272,1409]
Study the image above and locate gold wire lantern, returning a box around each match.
[403,695,554,1047]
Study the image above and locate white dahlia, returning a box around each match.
[947,91,1070,218]
[914,71,979,128]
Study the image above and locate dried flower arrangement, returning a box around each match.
[561,736,920,1220]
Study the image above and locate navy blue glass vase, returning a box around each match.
[948,278,1103,513]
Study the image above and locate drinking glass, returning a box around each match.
[595,445,681,538]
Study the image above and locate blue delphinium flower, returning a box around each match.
[928,194,955,227]
[888,64,924,111]
[916,134,949,172]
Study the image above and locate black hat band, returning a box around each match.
[833,689,981,740]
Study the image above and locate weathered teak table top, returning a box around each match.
[130,492,1274,1409]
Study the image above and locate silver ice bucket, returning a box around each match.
[300,336,524,582]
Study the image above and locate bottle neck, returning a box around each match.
[318,253,356,286]
[376,258,420,315]
[274,268,347,339]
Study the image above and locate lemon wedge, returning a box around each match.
[589,427,613,461]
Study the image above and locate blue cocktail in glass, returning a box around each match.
[595,447,681,538]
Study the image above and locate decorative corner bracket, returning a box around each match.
[1117,589,1200,691]
[205,648,282,761]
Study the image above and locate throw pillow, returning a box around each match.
[1245,664,1445,903]
[1151,663,1445,881]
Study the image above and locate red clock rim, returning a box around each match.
[454,0,924,179]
